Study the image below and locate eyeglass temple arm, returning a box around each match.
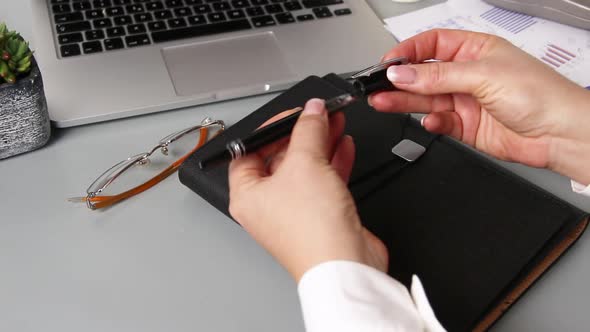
[68,127,212,209]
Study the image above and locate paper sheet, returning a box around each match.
[384,0,590,88]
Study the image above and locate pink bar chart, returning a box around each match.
[541,44,576,68]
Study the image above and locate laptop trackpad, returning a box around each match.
[161,32,295,97]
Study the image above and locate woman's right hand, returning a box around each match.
[369,29,590,185]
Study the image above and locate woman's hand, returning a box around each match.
[228,99,388,282]
[370,29,590,185]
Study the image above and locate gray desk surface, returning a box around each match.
[2,1,590,331]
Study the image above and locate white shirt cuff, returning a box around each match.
[297,260,446,332]
[572,180,590,197]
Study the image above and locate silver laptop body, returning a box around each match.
[32,0,395,127]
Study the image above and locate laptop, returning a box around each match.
[31,0,395,127]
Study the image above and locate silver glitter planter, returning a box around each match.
[0,61,51,159]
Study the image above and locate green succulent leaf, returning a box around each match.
[15,41,29,59]
[6,38,18,55]
[0,60,8,78]
[5,72,16,84]
[17,54,31,66]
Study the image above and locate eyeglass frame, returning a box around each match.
[74,117,225,210]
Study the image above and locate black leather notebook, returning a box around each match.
[179,74,589,331]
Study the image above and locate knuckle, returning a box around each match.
[425,62,447,89]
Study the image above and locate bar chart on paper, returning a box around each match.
[540,44,576,68]
[384,0,590,87]
[479,6,537,34]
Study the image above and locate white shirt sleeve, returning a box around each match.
[571,180,590,197]
[297,260,446,332]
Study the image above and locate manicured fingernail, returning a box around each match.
[420,115,426,127]
[367,95,374,107]
[302,98,326,116]
[387,65,416,84]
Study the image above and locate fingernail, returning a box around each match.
[302,98,326,116]
[367,95,374,107]
[387,65,416,84]
[420,115,426,127]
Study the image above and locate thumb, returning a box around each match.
[387,62,487,96]
[287,98,331,160]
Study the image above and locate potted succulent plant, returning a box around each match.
[0,22,50,159]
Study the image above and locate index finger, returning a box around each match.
[382,29,495,63]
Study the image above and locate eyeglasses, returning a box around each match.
[69,117,225,210]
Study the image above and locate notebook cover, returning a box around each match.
[179,75,589,331]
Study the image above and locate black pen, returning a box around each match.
[198,93,357,169]
[198,57,408,170]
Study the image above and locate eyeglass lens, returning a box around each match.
[87,127,211,197]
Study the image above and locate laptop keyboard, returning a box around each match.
[49,0,353,58]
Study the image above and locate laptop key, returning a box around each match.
[184,0,204,5]
[165,0,184,7]
[154,10,173,19]
[151,19,251,42]
[208,12,227,22]
[174,7,193,16]
[275,12,295,23]
[148,21,168,30]
[58,32,84,44]
[251,0,268,4]
[126,4,145,13]
[73,2,92,11]
[246,7,264,16]
[54,12,84,24]
[212,2,230,11]
[168,18,188,28]
[284,1,302,11]
[106,26,126,37]
[86,10,105,19]
[302,0,341,8]
[114,15,133,25]
[193,4,212,13]
[146,1,165,10]
[265,4,283,13]
[251,15,276,27]
[114,0,133,4]
[126,34,151,47]
[187,15,207,25]
[93,0,113,8]
[82,41,104,54]
[334,8,350,16]
[56,21,92,34]
[106,7,125,16]
[231,0,250,8]
[104,38,126,50]
[227,9,245,19]
[296,13,313,21]
[135,12,154,22]
[86,30,106,40]
[128,23,147,33]
[312,7,332,18]
[60,44,82,57]
[94,18,113,28]
[52,4,72,13]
